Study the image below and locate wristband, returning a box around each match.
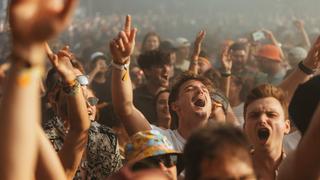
[111,61,130,71]
[221,71,231,77]
[111,61,130,81]
[62,79,80,96]
[298,61,315,75]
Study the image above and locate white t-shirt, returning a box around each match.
[151,125,186,152]
[233,103,244,126]
[283,131,301,153]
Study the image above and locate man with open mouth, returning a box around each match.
[243,84,290,180]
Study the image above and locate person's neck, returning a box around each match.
[230,96,242,107]
[175,57,185,65]
[158,117,171,129]
[269,64,282,76]
[146,82,163,96]
[252,145,283,178]
[177,116,208,139]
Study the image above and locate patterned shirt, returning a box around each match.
[43,116,122,179]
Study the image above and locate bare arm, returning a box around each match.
[262,29,285,59]
[294,20,311,49]
[0,0,77,179]
[36,125,67,180]
[278,100,320,180]
[188,30,205,75]
[110,15,151,137]
[46,45,90,179]
[0,47,43,180]
[279,36,320,102]
[220,47,232,98]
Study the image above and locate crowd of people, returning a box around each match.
[1,0,320,179]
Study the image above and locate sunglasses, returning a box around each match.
[131,154,178,172]
[87,97,99,106]
[76,75,89,86]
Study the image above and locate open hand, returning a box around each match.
[45,43,76,82]
[191,30,206,61]
[221,46,232,72]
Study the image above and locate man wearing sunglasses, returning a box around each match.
[43,50,122,179]
[125,130,183,180]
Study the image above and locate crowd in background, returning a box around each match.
[2,0,320,179]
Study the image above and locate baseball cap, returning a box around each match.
[256,44,282,62]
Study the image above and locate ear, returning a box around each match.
[284,119,291,134]
[170,101,180,112]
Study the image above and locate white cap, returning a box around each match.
[90,52,106,61]
[174,37,190,48]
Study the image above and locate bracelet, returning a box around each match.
[298,61,315,75]
[111,61,130,81]
[191,61,198,65]
[62,79,80,96]
[221,71,231,77]
[111,61,130,71]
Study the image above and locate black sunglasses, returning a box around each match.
[87,97,99,106]
[131,154,178,172]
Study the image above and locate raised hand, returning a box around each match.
[261,29,274,39]
[45,43,76,83]
[221,46,232,72]
[9,0,78,45]
[191,30,206,61]
[303,36,320,70]
[109,15,137,65]
[294,20,304,30]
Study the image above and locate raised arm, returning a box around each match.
[46,44,90,179]
[278,99,320,180]
[262,29,285,59]
[220,46,232,98]
[294,20,311,49]
[110,15,151,136]
[279,36,320,102]
[188,30,205,75]
[0,0,77,179]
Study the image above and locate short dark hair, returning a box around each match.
[289,75,320,135]
[184,124,252,180]
[244,84,288,120]
[168,73,214,127]
[137,50,170,70]
[229,42,247,52]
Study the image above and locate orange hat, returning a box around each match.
[256,44,282,62]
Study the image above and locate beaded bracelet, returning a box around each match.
[62,79,80,96]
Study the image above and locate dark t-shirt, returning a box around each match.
[133,85,157,125]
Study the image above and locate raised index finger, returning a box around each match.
[124,15,131,36]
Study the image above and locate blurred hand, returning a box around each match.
[261,29,274,39]
[9,0,78,45]
[294,20,304,30]
[191,30,206,61]
[45,43,76,83]
[221,47,232,72]
[109,15,137,65]
[303,36,320,70]
[95,60,108,73]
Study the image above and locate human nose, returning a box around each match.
[257,113,269,124]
